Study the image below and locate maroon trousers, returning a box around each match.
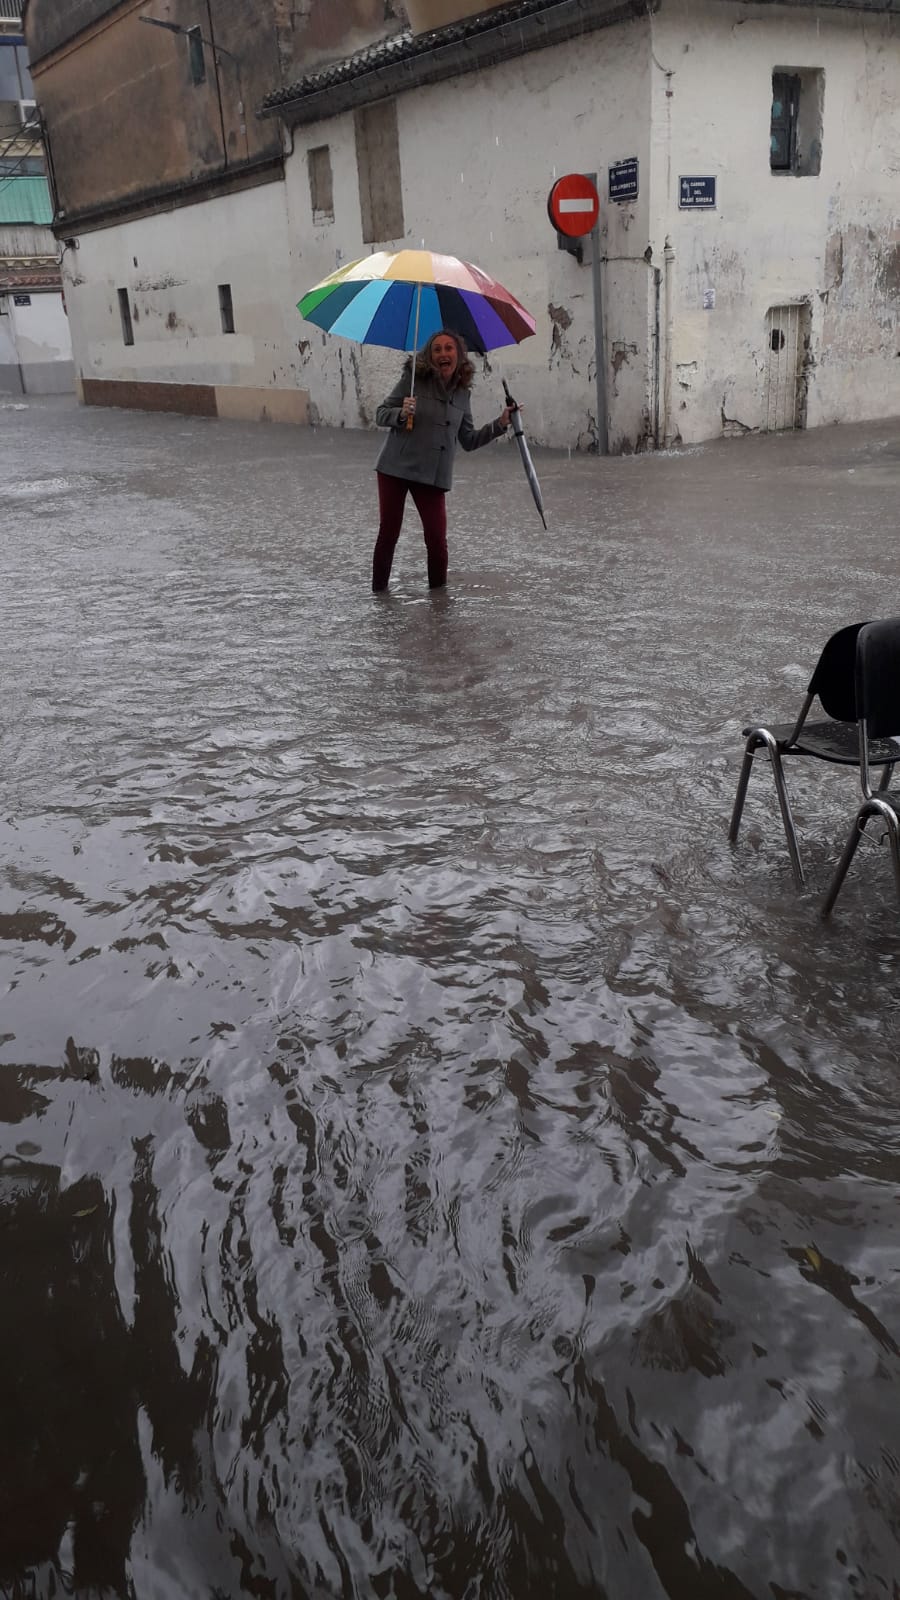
[372,472,448,591]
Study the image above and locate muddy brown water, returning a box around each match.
[2,399,900,1599]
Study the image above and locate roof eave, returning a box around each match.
[261,0,653,126]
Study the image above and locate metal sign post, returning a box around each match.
[547,172,607,455]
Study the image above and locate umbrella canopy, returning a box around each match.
[298,249,535,355]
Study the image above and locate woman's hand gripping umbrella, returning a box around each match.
[502,380,547,529]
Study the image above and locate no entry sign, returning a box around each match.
[547,173,601,238]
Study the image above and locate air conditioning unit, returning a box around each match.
[19,99,37,126]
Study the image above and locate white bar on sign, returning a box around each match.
[558,198,595,213]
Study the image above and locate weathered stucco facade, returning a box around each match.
[25,0,900,448]
[285,18,653,450]
[647,4,900,442]
[64,180,307,422]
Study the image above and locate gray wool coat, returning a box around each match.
[375,367,505,493]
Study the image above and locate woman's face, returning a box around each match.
[430,335,459,381]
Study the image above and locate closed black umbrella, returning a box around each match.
[503,380,547,530]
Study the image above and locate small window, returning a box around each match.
[308,145,334,224]
[770,68,823,177]
[354,100,404,245]
[218,283,235,335]
[0,156,44,176]
[117,287,134,346]
[187,26,206,86]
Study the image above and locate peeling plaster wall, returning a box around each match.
[283,24,652,451]
[648,5,900,444]
[61,180,306,407]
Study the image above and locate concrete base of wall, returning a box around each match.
[23,361,76,396]
[0,363,24,395]
[82,378,217,415]
[214,385,309,425]
[80,378,310,424]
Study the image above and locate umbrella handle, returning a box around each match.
[502,379,519,412]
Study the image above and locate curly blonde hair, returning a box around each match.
[411,329,476,390]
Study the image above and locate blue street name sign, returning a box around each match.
[609,158,639,203]
[679,176,717,210]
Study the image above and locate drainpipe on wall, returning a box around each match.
[37,109,63,227]
[662,235,675,448]
[205,0,229,171]
[587,171,608,456]
[653,265,662,448]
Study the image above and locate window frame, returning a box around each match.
[770,71,799,173]
[187,26,206,87]
[770,66,824,179]
[117,287,134,347]
[218,282,235,335]
[308,144,334,224]
[354,100,404,245]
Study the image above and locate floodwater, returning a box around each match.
[2,397,900,1600]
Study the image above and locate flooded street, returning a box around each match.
[2,396,900,1600]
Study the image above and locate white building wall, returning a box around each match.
[9,289,73,392]
[56,2,899,448]
[62,177,309,423]
[286,23,652,450]
[648,5,900,444]
[0,300,21,392]
[0,290,73,393]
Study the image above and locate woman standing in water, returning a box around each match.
[371,329,513,593]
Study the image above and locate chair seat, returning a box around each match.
[742,719,900,766]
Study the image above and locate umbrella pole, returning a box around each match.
[406,283,423,432]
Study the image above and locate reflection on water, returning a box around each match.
[2,405,900,1598]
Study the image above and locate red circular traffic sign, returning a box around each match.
[547,174,600,238]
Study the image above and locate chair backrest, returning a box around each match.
[807,622,870,721]
[856,618,900,738]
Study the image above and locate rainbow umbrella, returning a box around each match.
[297,249,535,357]
[298,250,545,522]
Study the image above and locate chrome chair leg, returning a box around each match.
[822,795,900,916]
[728,737,757,841]
[729,729,804,888]
[871,800,900,905]
[822,811,866,917]
[767,739,805,889]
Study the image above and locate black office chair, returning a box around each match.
[822,618,900,916]
[729,621,899,888]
